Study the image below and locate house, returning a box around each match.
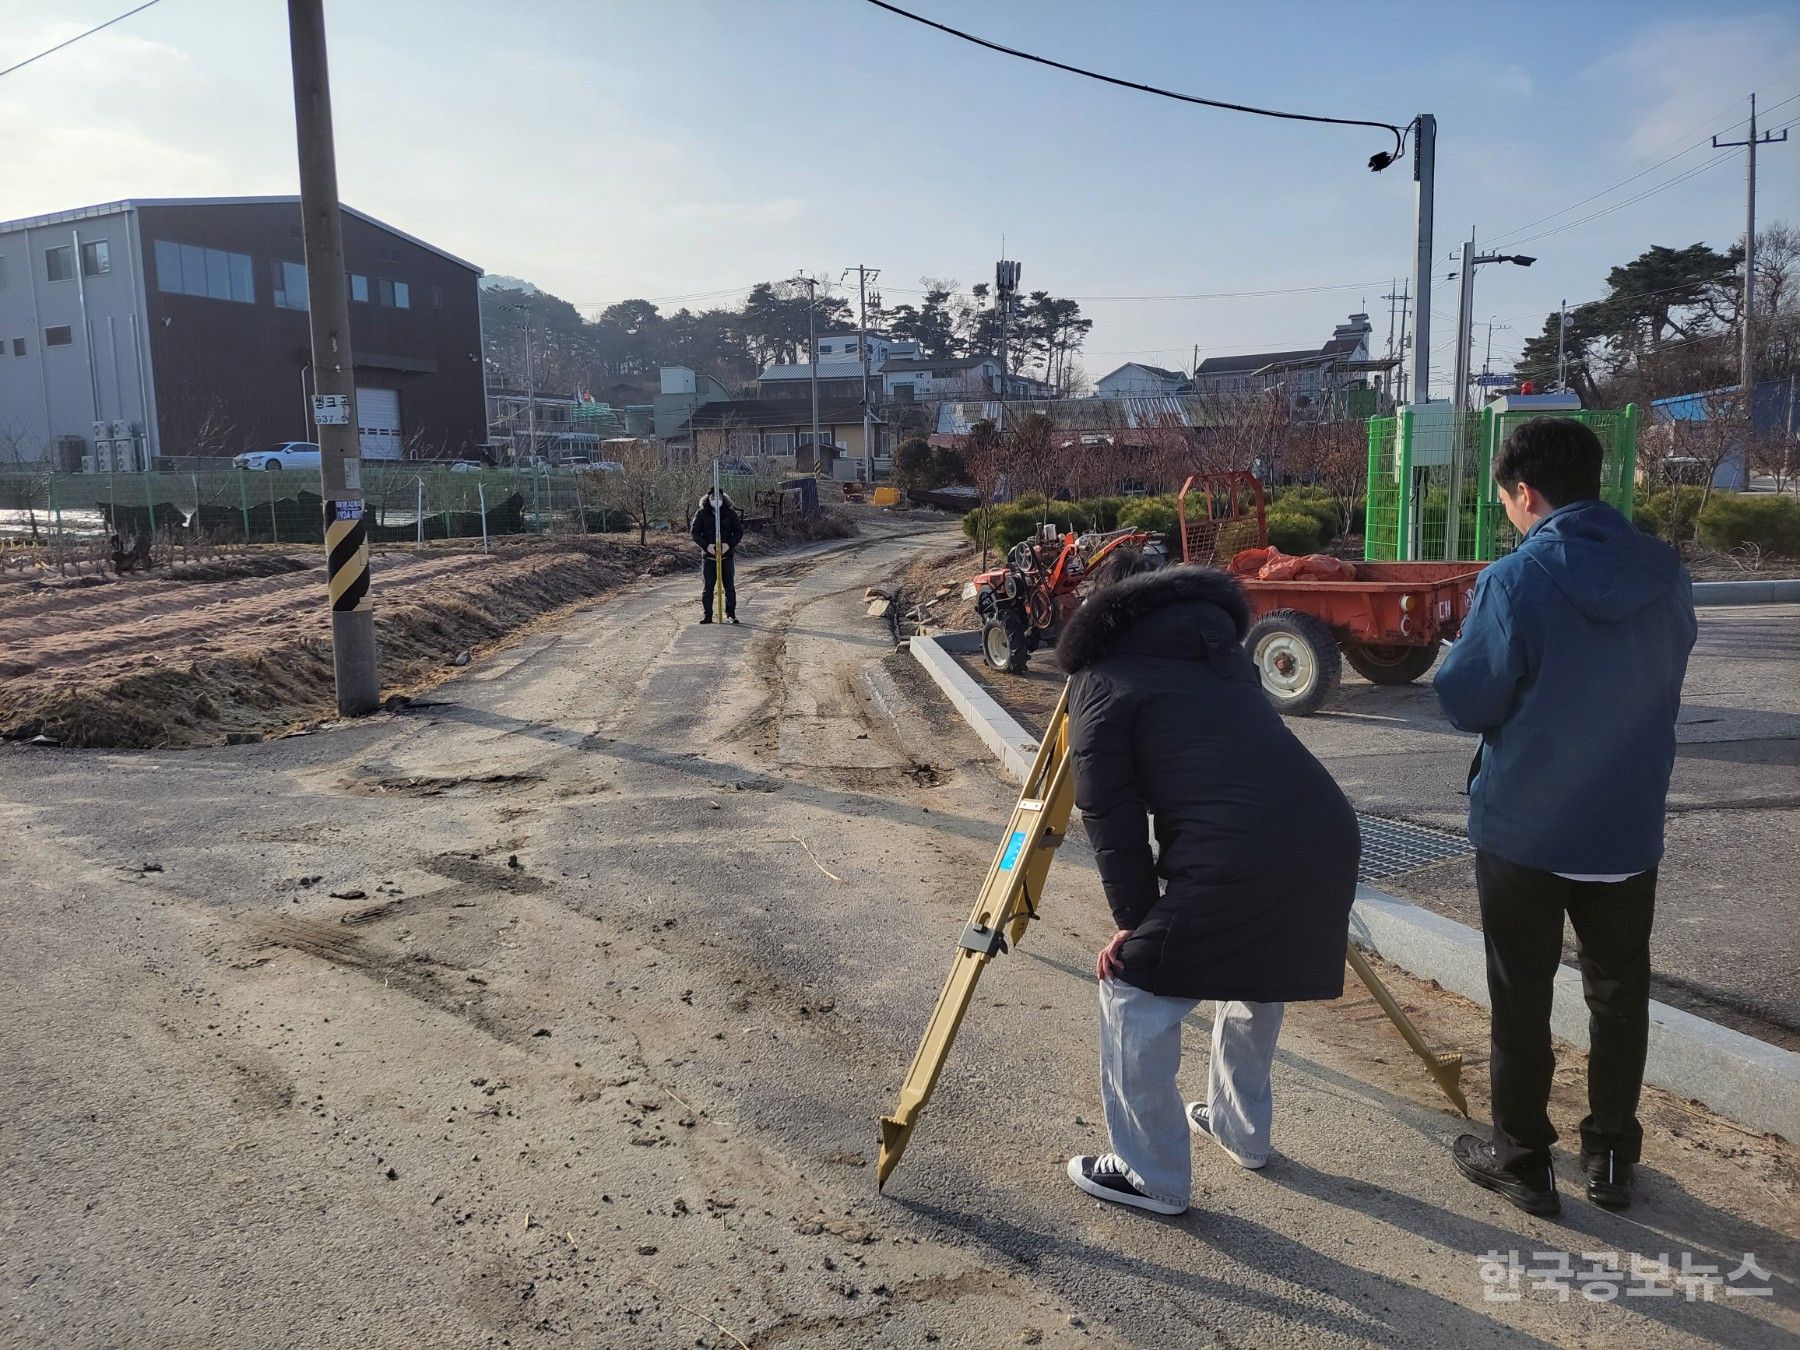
[757,331,922,403]
[1190,313,1383,417]
[652,365,733,440]
[881,354,1004,403]
[0,196,485,466]
[1095,362,1193,399]
[678,397,887,478]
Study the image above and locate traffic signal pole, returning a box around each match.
[288,0,378,716]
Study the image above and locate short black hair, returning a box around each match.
[1492,417,1604,507]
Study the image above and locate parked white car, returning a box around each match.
[234,442,321,471]
[446,460,488,473]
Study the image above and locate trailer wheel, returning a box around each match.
[1245,609,1340,716]
[982,609,1030,674]
[1344,640,1442,685]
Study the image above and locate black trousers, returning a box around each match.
[701,549,736,618]
[1476,851,1656,1175]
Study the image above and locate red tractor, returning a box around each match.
[967,524,1158,673]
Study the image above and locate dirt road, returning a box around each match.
[3,522,1795,1348]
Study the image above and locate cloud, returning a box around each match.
[1599,15,1800,161]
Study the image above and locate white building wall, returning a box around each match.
[0,205,155,465]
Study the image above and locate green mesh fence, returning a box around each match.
[1364,415,1402,561]
[0,465,775,548]
[1364,404,1639,562]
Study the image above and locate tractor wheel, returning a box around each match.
[1344,640,1442,686]
[982,609,1030,674]
[1245,609,1341,716]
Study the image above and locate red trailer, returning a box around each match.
[1179,473,1484,715]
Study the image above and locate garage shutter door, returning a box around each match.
[356,387,403,457]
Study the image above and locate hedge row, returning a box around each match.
[959,486,1361,558]
[1635,489,1800,555]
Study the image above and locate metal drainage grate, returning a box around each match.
[1356,814,1474,883]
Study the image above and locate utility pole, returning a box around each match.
[287,0,376,716]
[844,264,880,486]
[1481,320,1510,380]
[1408,113,1436,408]
[1714,92,1789,393]
[790,274,821,471]
[1382,278,1410,404]
[1556,299,1568,390]
[1451,234,1476,413]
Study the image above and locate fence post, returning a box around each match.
[238,471,251,540]
[190,473,201,533]
[478,482,489,553]
[415,477,424,551]
[573,473,586,534]
[269,472,279,545]
[143,470,156,537]
[531,467,543,534]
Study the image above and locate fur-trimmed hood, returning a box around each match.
[1056,565,1250,673]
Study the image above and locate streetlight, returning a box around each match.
[1450,242,1535,412]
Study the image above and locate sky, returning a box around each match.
[3,0,1798,395]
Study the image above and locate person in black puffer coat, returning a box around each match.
[689,491,745,624]
[1057,552,1360,1217]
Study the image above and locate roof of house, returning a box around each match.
[934,396,1213,436]
[758,359,871,381]
[0,196,481,273]
[881,355,998,373]
[1097,362,1190,386]
[683,398,879,430]
[1194,347,1330,376]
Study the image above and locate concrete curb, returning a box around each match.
[1691,578,1800,606]
[912,631,1799,1141]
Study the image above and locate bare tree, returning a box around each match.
[961,419,1007,565]
[614,439,704,545]
[1282,420,1368,538]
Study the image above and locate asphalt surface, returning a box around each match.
[2,522,1796,1348]
[958,605,1800,1050]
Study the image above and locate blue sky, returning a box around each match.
[4,0,1797,393]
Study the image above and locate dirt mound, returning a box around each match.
[0,537,693,748]
[894,541,981,633]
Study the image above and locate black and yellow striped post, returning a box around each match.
[290,0,378,715]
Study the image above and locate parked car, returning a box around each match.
[234,442,321,471]
[446,460,487,474]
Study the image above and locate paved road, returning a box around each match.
[2,524,1795,1348]
[961,605,1800,1049]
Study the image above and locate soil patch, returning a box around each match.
[893,538,982,634]
[0,536,706,748]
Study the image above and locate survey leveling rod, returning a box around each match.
[876,684,1467,1190]
[711,459,725,618]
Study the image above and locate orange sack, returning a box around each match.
[1229,546,1276,575]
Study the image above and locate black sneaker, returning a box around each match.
[1582,1150,1634,1210]
[1185,1102,1266,1170]
[1065,1153,1185,1216]
[699,615,713,624]
[1453,1134,1560,1216]
[728,614,740,625]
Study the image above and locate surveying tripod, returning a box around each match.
[877,683,1468,1190]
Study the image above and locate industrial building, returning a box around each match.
[0,196,486,468]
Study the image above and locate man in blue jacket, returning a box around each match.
[1435,417,1695,1217]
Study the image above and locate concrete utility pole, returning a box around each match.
[1451,234,1476,412]
[1556,299,1569,390]
[790,273,821,471]
[287,0,376,716]
[1714,93,1789,393]
[1409,113,1436,407]
[844,264,880,486]
[1381,278,1410,404]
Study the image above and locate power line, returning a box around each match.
[863,0,1407,163]
[0,0,163,80]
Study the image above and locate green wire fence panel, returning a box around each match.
[0,466,779,547]
[1364,415,1402,561]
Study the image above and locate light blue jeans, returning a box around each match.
[1097,978,1285,1208]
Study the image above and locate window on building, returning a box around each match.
[762,431,796,456]
[349,273,369,302]
[11,337,23,357]
[272,260,308,310]
[44,325,73,347]
[81,240,110,277]
[0,254,8,289]
[430,285,444,309]
[377,278,409,308]
[153,239,254,303]
[45,245,74,282]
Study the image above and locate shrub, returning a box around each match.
[1116,495,1178,538]
[1271,487,1339,540]
[929,445,969,486]
[1084,496,1126,530]
[1264,509,1324,555]
[1635,486,1706,542]
[1696,492,1800,555]
[893,438,934,491]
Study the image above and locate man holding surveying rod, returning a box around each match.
[690,463,744,626]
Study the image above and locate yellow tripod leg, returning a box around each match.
[877,686,1074,1190]
[1346,943,1468,1116]
[713,542,726,616]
